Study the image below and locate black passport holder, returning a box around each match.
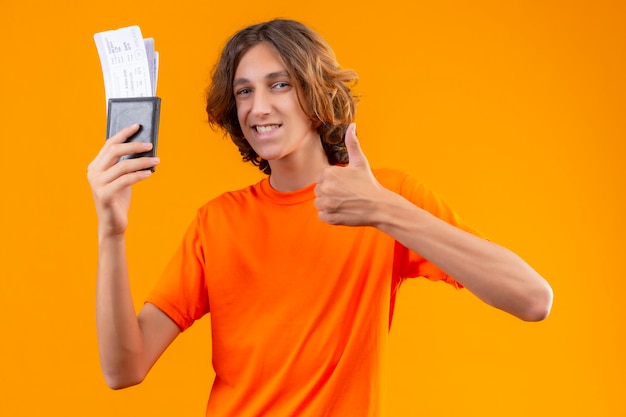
[106,96,161,171]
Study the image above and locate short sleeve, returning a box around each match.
[377,169,486,289]
[145,214,210,331]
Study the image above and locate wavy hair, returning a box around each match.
[206,19,359,174]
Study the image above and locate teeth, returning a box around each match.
[255,125,279,133]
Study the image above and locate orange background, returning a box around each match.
[0,0,624,416]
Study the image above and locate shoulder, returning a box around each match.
[197,179,266,216]
[372,167,439,209]
[372,168,420,192]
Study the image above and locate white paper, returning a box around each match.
[94,26,158,100]
[143,37,158,95]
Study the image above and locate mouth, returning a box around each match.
[253,124,281,134]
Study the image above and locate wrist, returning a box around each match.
[373,190,428,236]
[98,228,127,246]
[369,189,408,228]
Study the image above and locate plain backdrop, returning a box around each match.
[0,0,624,415]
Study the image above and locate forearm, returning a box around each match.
[96,233,146,388]
[373,192,553,321]
[88,127,169,388]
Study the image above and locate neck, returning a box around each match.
[268,144,330,192]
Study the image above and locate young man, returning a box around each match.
[88,19,552,416]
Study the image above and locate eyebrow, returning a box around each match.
[233,71,291,88]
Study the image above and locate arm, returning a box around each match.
[88,124,180,389]
[314,124,553,321]
[372,193,552,321]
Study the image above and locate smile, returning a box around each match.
[254,124,280,133]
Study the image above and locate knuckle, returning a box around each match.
[116,157,146,172]
[326,215,339,225]
[91,187,109,205]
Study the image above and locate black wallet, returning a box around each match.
[106,97,161,171]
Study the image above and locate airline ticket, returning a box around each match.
[94,25,158,101]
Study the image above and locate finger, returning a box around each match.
[107,123,141,143]
[92,168,154,211]
[106,167,154,195]
[315,165,332,185]
[313,195,322,210]
[101,124,146,162]
[89,141,154,180]
[90,155,159,202]
[107,141,154,166]
[90,124,142,168]
[98,156,160,185]
[98,123,142,158]
[345,123,369,168]
[314,182,322,198]
[317,209,339,225]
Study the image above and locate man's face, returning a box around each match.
[233,42,319,166]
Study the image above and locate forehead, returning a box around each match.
[234,42,288,79]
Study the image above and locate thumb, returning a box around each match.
[345,123,368,168]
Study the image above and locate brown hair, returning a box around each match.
[206,19,359,174]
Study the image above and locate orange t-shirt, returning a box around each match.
[146,168,482,416]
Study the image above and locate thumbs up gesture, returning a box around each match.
[314,123,392,226]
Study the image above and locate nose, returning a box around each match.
[251,88,271,116]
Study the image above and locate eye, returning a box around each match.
[273,82,290,90]
[235,87,252,96]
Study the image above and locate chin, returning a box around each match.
[255,148,286,162]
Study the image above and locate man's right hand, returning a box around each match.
[87,124,160,237]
